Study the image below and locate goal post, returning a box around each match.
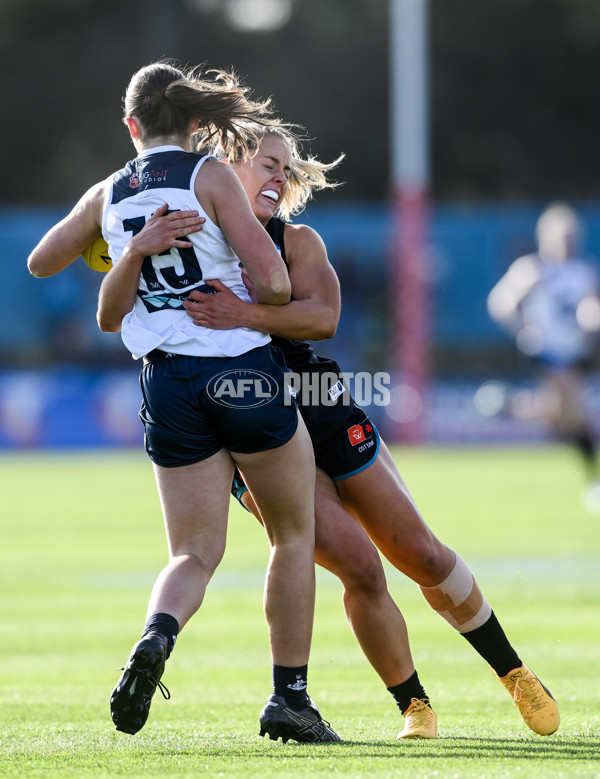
[388,0,430,443]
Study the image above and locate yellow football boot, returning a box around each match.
[397,698,438,739]
[495,665,560,735]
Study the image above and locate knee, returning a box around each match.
[170,548,225,580]
[414,545,451,579]
[387,538,455,586]
[330,545,389,597]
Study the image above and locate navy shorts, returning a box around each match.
[313,405,380,481]
[139,344,298,467]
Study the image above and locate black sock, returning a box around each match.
[273,664,309,710]
[143,612,180,657]
[387,670,428,714]
[573,431,598,479]
[461,611,521,678]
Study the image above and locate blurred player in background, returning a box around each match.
[488,202,600,509]
[27,61,339,744]
[180,125,560,738]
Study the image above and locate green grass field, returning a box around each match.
[1,445,598,778]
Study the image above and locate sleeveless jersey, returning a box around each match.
[266,217,360,446]
[102,145,270,360]
[518,253,599,366]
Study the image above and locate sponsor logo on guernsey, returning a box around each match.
[207,369,279,408]
[129,168,169,189]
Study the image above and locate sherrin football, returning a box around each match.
[82,236,113,272]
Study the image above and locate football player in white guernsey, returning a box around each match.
[488,202,600,507]
[177,126,559,738]
[27,62,340,744]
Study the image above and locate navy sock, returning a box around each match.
[387,670,428,714]
[143,612,180,657]
[461,611,521,678]
[273,664,309,710]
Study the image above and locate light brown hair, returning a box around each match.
[123,61,276,156]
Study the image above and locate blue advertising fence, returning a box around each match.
[3,201,600,447]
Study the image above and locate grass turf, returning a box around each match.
[0,445,598,777]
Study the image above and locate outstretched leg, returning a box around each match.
[336,439,559,735]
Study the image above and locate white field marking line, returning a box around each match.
[82,556,599,590]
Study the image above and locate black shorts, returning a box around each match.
[313,405,380,481]
[139,344,298,467]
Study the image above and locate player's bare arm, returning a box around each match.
[27,181,107,277]
[96,244,145,333]
[184,223,340,340]
[96,204,204,333]
[196,160,291,305]
[487,254,541,333]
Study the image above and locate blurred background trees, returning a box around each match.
[3,0,600,206]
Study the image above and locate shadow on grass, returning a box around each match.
[322,735,600,761]
[131,734,599,763]
[4,716,598,766]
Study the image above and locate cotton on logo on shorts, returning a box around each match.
[207,370,278,408]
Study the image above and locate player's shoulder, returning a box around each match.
[511,252,539,269]
[194,157,247,222]
[197,154,231,179]
[507,253,541,282]
[281,222,332,278]
[79,178,111,222]
[283,221,325,251]
[196,155,243,195]
[86,176,111,201]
